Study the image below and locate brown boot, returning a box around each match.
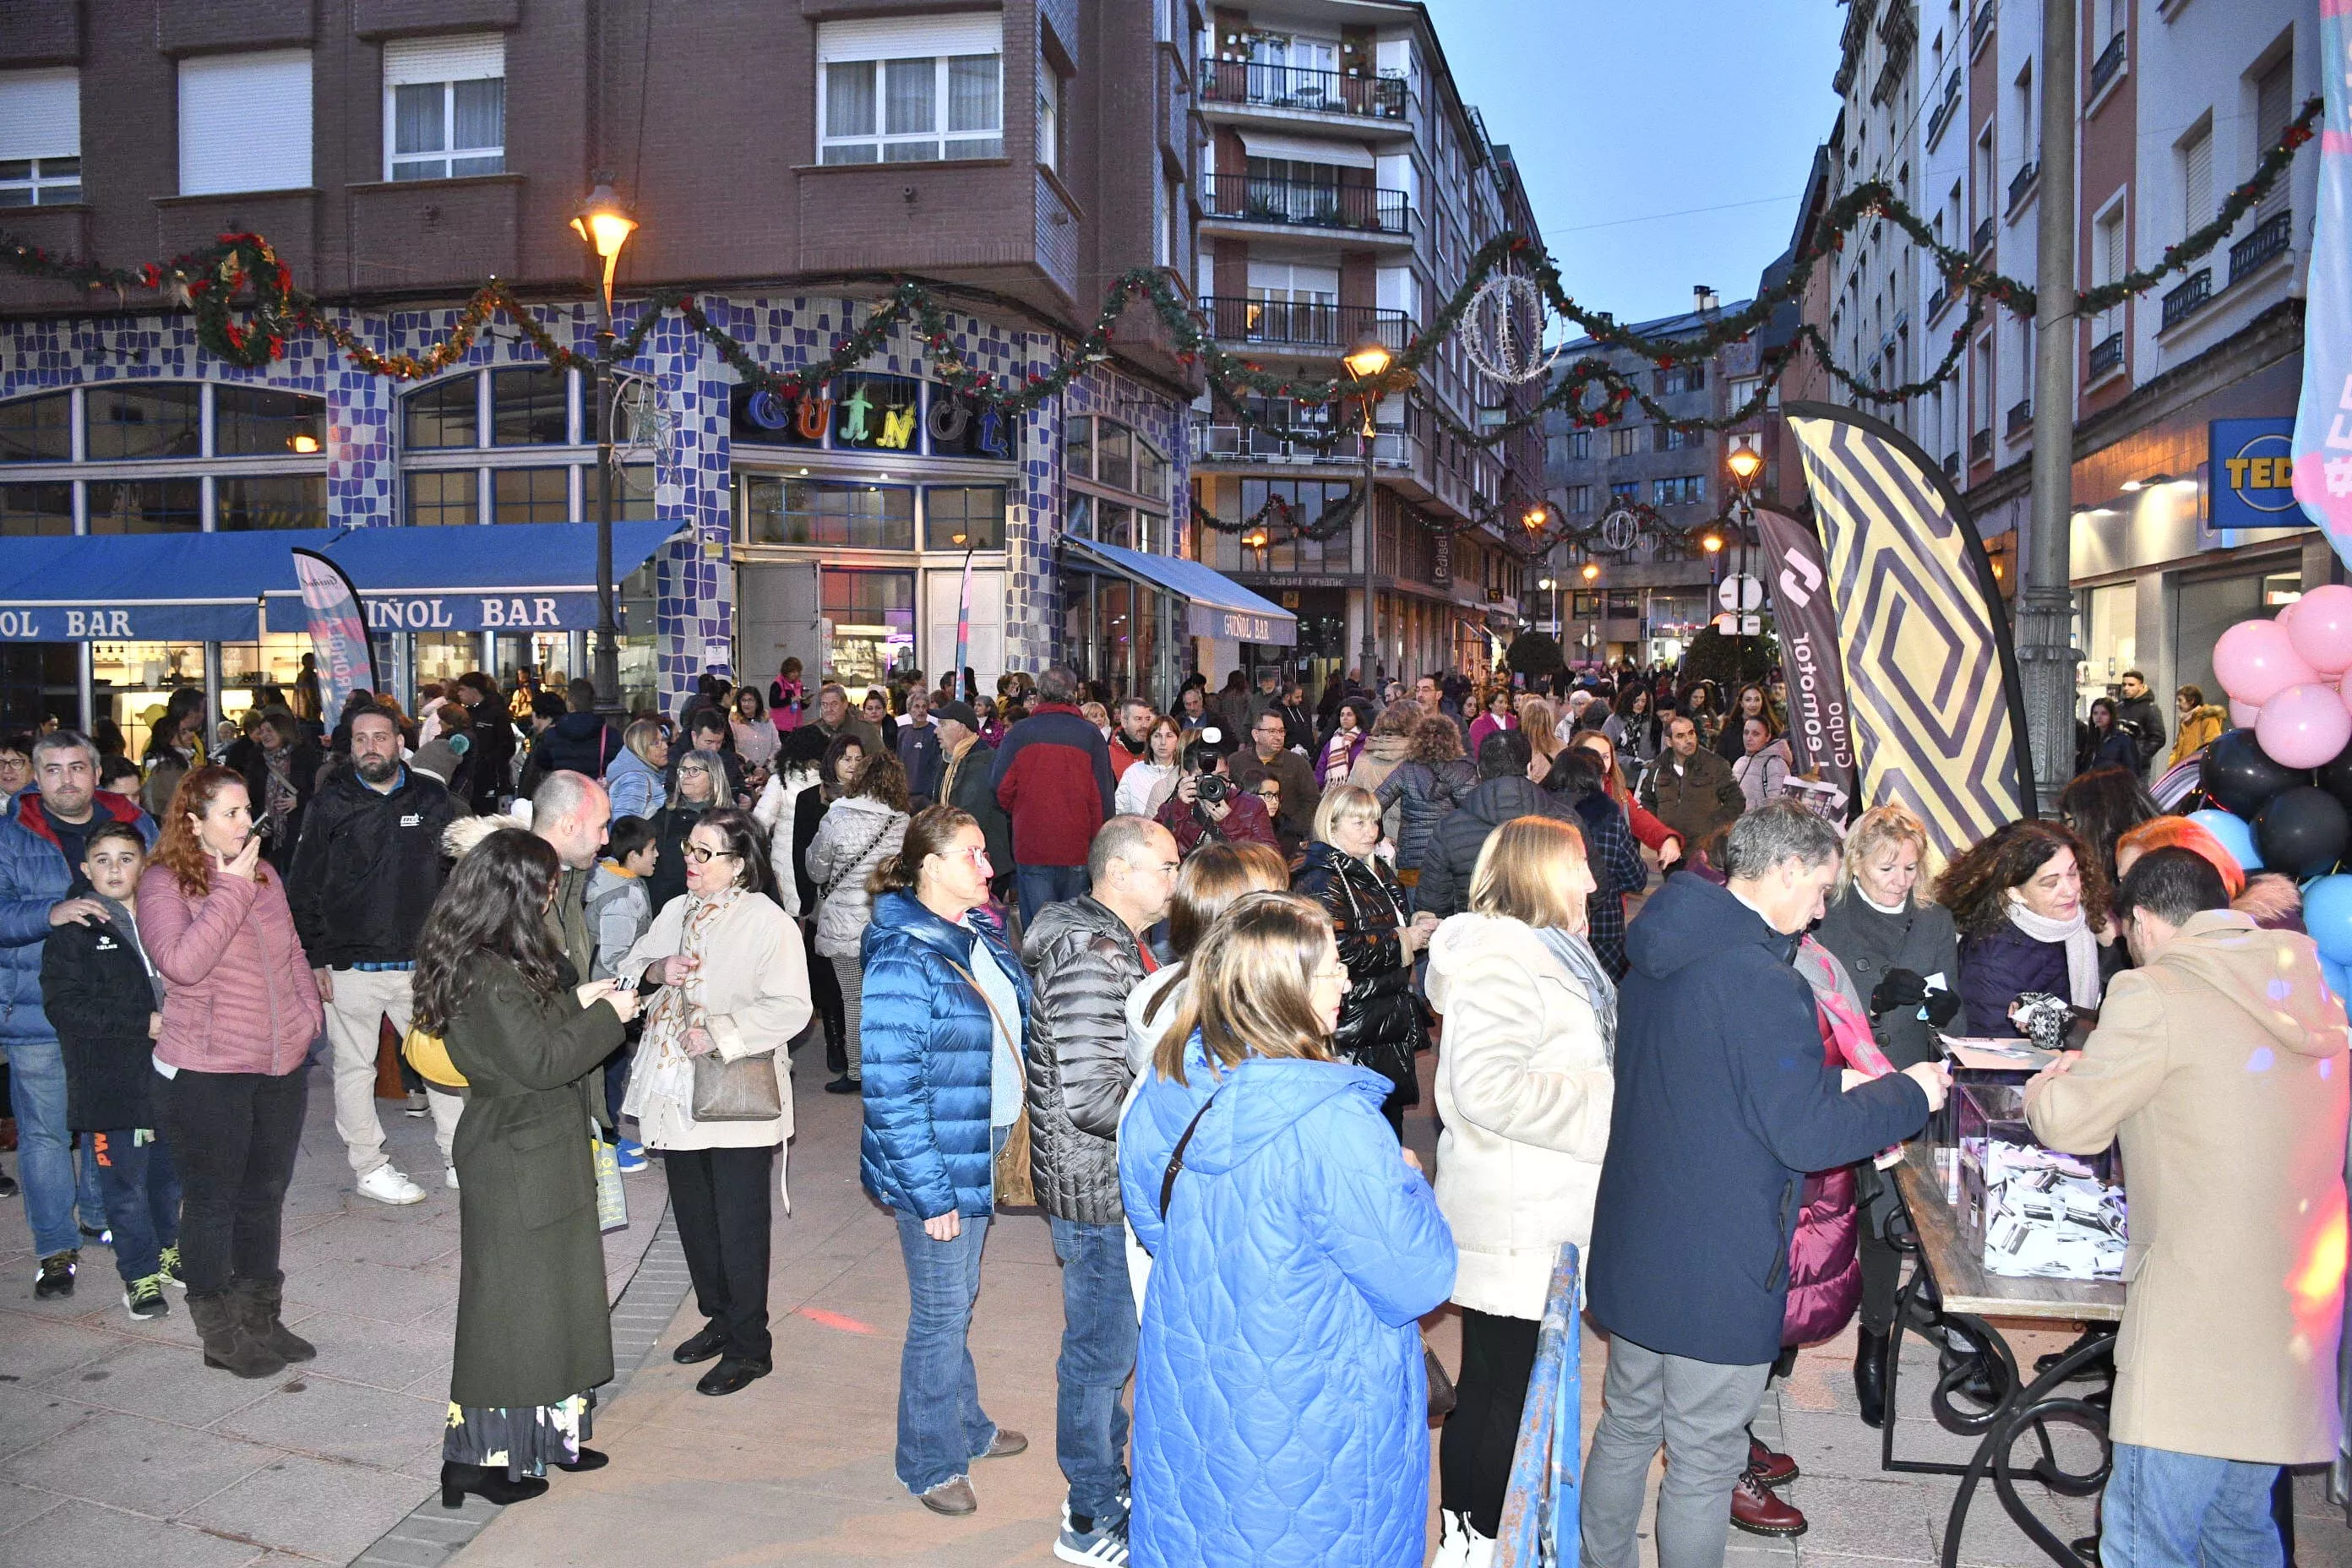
[188,1290,286,1380]
[233,1275,315,1364]
[1729,1469,1807,1537]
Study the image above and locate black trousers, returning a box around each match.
[803,919,847,1075]
[155,1066,307,1298]
[664,1145,775,1360]
[1440,1308,1541,1538]
[1859,1215,1904,1336]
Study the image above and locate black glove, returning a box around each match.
[1870,967,1930,1016]
[1921,988,1962,1028]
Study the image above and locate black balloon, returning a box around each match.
[2319,738,2352,814]
[2202,728,2309,819]
[2256,786,2350,879]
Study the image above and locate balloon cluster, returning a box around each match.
[2199,587,2352,988]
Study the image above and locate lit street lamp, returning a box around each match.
[1580,558,1600,665]
[570,181,639,716]
[1342,329,1393,689]
[1723,439,1766,673]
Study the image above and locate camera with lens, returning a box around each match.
[1195,771,1230,803]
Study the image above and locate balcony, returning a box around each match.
[1970,427,1993,465]
[1973,216,1996,256]
[1198,58,1407,122]
[2230,209,2293,286]
[2005,398,2034,439]
[1971,4,1994,56]
[2160,268,2213,331]
[2088,330,2125,382]
[1942,451,1960,479]
[2088,32,2126,101]
[2007,160,2039,215]
[1926,68,1964,148]
[1200,173,1409,236]
[1191,418,1414,469]
[1926,282,1950,320]
[1196,297,1413,352]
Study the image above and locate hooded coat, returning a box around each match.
[603,745,665,823]
[2028,909,2349,1463]
[1587,874,1930,1365]
[1414,775,1576,918]
[1119,1041,1456,1568]
[1376,756,1477,875]
[2167,703,2227,769]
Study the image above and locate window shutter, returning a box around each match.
[179,51,313,195]
[384,34,504,87]
[2183,127,2212,235]
[0,68,79,161]
[816,15,1003,63]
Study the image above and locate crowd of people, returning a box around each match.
[0,645,2340,1568]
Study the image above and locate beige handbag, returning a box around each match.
[690,1048,781,1122]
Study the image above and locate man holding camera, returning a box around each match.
[1153,734,1277,856]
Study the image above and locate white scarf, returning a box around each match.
[2003,893,2102,1010]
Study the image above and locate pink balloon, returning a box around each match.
[2232,699,2265,729]
[2257,682,2352,768]
[2288,585,2352,675]
[2214,618,2320,706]
[2280,597,2305,629]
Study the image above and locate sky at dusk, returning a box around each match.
[1430,0,1849,329]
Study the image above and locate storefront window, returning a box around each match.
[1066,415,1168,556]
[217,473,328,531]
[0,384,327,532]
[822,568,915,686]
[413,632,476,697]
[0,480,73,535]
[492,367,574,447]
[923,484,1004,549]
[1065,416,1093,480]
[0,391,72,464]
[218,633,313,715]
[86,478,200,534]
[215,387,326,457]
[406,376,479,449]
[86,384,200,462]
[91,640,206,759]
[493,466,571,524]
[743,477,915,549]
[406,468,479,526]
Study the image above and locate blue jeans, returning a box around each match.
[893,1206,998,1494]
[8,1036,81,1258]
[1016,864,1089,928]
[90,1128,180,1283]
[1050,1216,1137,1526]
[2102,1442,2283,1568]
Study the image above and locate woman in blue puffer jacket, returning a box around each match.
[858,804,1033,1517]
[1120,890,1455,1568]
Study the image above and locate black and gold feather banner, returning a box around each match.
[1784,402,2037,859]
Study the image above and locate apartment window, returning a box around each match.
[1654,425,1703,452]
[1653,476,1707,506]
[1609,481,1638,504]
[2255,54,2293,216]
[1565,484,1592,513]
[179,51,313,195]
[1974,128,1995,219]
[1655,365,1706,395]
[2015,60,2034,155]
[384,35,505,182]
[818,15,1004,165]
[0,68,81,205]
[1036,60,1060,172]
[1609,426,1640,458]
[1565,430,1592,460]
[2180,121,2213,236]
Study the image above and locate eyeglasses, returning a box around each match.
[683,844,738,863]
[955,845,993,869]
[1311,966,1348,984]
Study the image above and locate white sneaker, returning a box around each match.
[1434,1511,1494,1568]
[444,1165,460,1190]
[356,1166,427,1206]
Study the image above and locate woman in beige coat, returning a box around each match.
[618,806,812,1397]
[1424,815,1615,1567]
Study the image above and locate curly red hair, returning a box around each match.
[154,765,268,895]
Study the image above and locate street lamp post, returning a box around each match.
[1342,330,1393,690]
[1580,558,1600,668]
[1724,444,1765,678]
[570,181,639,716]
[1538,576,1556,641]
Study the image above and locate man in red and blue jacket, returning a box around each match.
[989,667,1116,925]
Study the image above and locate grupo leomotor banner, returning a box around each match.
[2294,2,2352,559]
[1785,403,2037,859]
[1753,506,1858,808]
[291,548,380,722]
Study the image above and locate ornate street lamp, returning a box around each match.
[1341,329,1392,687]
[569,182,640,715]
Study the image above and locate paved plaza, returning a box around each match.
[1,1035,2345,1568]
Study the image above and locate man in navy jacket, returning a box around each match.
[1584,801,1946,1568]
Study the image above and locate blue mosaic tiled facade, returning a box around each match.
[0,293,1190,711]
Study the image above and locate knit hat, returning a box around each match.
[411,731,469,785]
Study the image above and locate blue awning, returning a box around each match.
[0,520,687,642]
[1061,536,1298,647]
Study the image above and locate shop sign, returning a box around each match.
[2209,417,2311,532]
[727,378,1014,461]
[1185,602,1297,645]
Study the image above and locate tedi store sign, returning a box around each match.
[2208,417,2312,532]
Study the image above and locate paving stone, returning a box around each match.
[183,1451,438,1563]
[215,1375,449,1472]
[0,1496,268,1568]
[0,1408,274,1516]
[35,1336,281,1429]
[0,1309,116,1384]
[0,1381,103,1462]
[0,1477,68,1535]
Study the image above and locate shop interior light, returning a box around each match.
[288,433,321,454]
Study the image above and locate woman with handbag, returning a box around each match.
[859,805,1032,1516]
[413,829,642,1507]
[617,806,812,1397]
[1119,890,1455,1568]
[805,749,911,1095]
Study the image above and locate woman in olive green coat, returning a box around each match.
[412,828,642,1511]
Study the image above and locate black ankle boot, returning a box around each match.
[1854,1327,1890,1428]
[439,1462,550,1508]
[553,1447,608,1473]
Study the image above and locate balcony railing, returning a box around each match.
[1973,216,1996,255]
[2160,269,2214,331]
[2007,160,2039,213]
[1196,297,1413,351]
[2088,331,2125,380]
[1926,68,1964,146]
[2230,209,2293,285]
[2088,32,2126,99]
[1191,413,1414,468]
[1942,450,1960,479]
[1926,282,1949,320]
[1200,173,1409,234]
[1971,4,1994,55]
[2005,398,2034,438]
[1198,58,1407,122]
[1970,427,1993,464]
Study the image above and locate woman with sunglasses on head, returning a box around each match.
[615,806,810,1398]
[645,747,723,914]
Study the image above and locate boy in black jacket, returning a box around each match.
[40,820,180,1321]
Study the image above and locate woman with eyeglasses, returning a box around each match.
[615,806,810,1398]
[645,747,722,914]
[806,749,912,1094]
[859,805,1034,1516]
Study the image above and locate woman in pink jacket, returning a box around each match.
[141,765,324,1382]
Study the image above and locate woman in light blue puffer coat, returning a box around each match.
[1119,891,1455,1568]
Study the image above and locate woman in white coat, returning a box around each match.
[1424,814,1615,1567]
[618,806,811,1398]
[803,750,911,1094]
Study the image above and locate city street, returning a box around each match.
[5,1035,2344,1568]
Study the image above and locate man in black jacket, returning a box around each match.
[1020,814,1179,1565]
[1582,803,1946,1568]
[454,672,515,814]
[286,706,463,1206]
[934,703,1012,896]
[524,679,623,790]
[1415,732,1575,917]
[2114,669,2168,776]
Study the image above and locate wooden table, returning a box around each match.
[1886,1143,2124,1568]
